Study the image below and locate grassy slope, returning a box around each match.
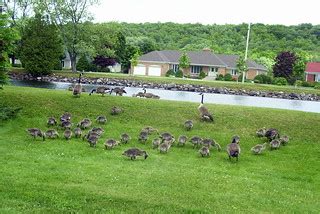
[10,68,320,95]
[0,86,320,213]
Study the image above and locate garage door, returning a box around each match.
[133,65,146,75]
[148,66,161,76]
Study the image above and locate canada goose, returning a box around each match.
[73,73,83,97]
[111,106,123,115]
[138,131,149,144]
[279,135,289,146]
[74,127,82,138]
[90,127,104,136]
[27,128,45,141]
[122,148,148,160]
[232,135,240,144]
[256,128,267,137]
[87,135,99,147]
[177,135,188,146]
[202,138,215,148]
[227,140,241,161]
[96,115,107,124]
[110,87,127,96]
[199,146,210,157]
[83,131,100,142]
[47,117,57,126]
[184,120,193,131]
[120,133,131,144]
[152,138,161,149]
[60,112,71,123]
[270,139,281,150]
[61,120,72,130]
[141,126,159,135]
[251,142,268,154]
[190,136,203,148]
[159,132,175,143]
[45,129,59,139]
[78,118,92,129]
[159,142,171,153]
[143,87,160,99]
[89,86,110,96]
[198,93,214,122]
[132,92,145,98]
[265,128,280,141]
[105,139,119,150]
[64,129,72,140]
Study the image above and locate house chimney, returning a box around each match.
[202,48,212,52]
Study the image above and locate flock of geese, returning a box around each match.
[27,73,290,161]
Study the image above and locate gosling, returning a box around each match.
[190,136,203,149]
[251,142,268,155]
[45,129,59,139]
[120,133,131,144]
[184,120,193,131]
[159,142,171,153]
[152,138,161,149]
[256,127,266,137]
[138,131,149,144]
[177,135,188,147]
[96,115,107,124]
[199,146,210,157]
[265,128,280,141]
[47,117,57,126]
[279,135,289,146]
[122,148,148,160]
[105,139,119,150]
[111,106,123,115]
[270,139,281,150]
[74,127,82,138]
[64,129,72,140]
[27,128,45,141]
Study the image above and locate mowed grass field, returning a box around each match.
[0,86,320,213]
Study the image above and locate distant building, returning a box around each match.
[131,49,267,79]
[305,62,320,82]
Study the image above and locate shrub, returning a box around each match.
[295,80,303,87]
[175,70,183,78]
[314,83,320,90]
[216,74,224,81]
[0,106,22,121]
[77,55,92,72]
[254,74,272,84]
[165,69,175,77]
[199,71,206,79]
[301,81,315,87]
[272,77,288,86]
[224,73,233,81]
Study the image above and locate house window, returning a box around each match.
[191,66,202,74]
[170,64,179,72]
[317,74,320,82]
[231,69,237,75]
[210,67,218,72]
[61,60,65,68]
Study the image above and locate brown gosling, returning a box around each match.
[251,142,268,155]
[190,136,203,149]
[152,138,161,149]
[78,118,92,130]
[159,132,174,142]
[105,139,119,150]
[122,148,148,160]
[178,135,188,147]
[198,93,214,122]
[270,139,281,150]
[27,128,45,141]
[87,135,99,147]
[256,127,267,137]
[60,112,72,123]
[111,106,123,115]
[159,142,171,153]
[83,131,100,141]
[138,131,149,144]
[141,126,159,134]
[96,115,107,124]
[73,73,83,97]
[184,120,193,131]
[64,129,72,140]
[45,129,59,139]
[199,146,210,157]
[61,120,72,130]
[90,127,104,136]
[265,128,280,141]
[47,117,57,126]
[120,133,131,144]
[227,138,241,161]
[202,138,214,148]
[279,135,289,146]
[74,127,82,138]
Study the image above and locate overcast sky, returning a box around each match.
[90,0,319,25]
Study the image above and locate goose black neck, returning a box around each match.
[143,88,146,93]
[201,94,204,104]
[78,73,82,84]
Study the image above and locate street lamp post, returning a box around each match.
[242,23,251,84]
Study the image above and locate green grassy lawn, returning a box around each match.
[1,86,320,213]
[10,67,320,95]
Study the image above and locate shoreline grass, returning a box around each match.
[0,86,320,213]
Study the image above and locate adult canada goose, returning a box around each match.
[89,86,111,96]
[256,128,267,137]
[78,118,92,129]
[159,142,171,153]
[231,135,240,144]
[111,106,123,115]
[190,136,203,148]
[227,138,241,161]
[184,120,193,131]
[47,117,57,126]
[96,115,107,124]
[105,139,119,150]
[152,138,161,149]
[177,135,188,146]
[199,146,210,157]
[265,128,280,141]
[132,92,145,98]
[73,73,83,97]
[120,133,131,144]
[74,127,82,138]
[110,87,127,96]
[45,129,59,139]
[64,129,72,140]
[60,112,71,123]
[27,128,45,141]
[143,87,160,99]
[122,148,148,160]
[279,135,289,146]
[251,142,268,154]
[198,93,214,122]
[270,139,281,150]
[138,131,149,144]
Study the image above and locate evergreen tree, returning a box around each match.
[19,14,63,76]
[76,55,92,72]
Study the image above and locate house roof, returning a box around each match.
[305,62,320,73]
[139,50,267,71]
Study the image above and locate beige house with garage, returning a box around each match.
[131,49,267,80]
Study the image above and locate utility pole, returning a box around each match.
[242,23,251,84]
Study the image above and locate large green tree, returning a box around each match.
[19,14,63,76]
[179,52,190,70]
